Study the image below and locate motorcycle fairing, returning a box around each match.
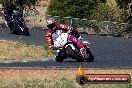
[53,30,68,48]
[68,35,85,58]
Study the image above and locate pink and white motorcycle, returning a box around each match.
[52,30,94,62]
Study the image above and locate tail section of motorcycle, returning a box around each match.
[83,41,94,62]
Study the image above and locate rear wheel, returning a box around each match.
[66,46,84,62]
[24,28,30,36]
[86,48,94,62]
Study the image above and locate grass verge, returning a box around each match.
[0,76,131,88]
[0,69,131,88]
[0,40,54,61]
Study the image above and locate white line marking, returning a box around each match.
[42,60,47,61]
[21,60,28,62]
[4,61,11,63]
[15,36,23,43]
[42,57,55,61]
[42,59,51,61]
[107,36,113,37]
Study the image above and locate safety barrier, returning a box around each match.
[46,15,132,37]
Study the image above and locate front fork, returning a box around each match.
[56,49,68,59]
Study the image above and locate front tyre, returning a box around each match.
[55,50,65,62]
[55,56,64,62]
[66,46,84,62]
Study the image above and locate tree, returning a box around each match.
[2,0,40,15]
[0,0,3,4]
[116,0,132,23]
[90,3,126,22]
[47,0,101,19]
[116,0,132,10]
[100,0,107,3]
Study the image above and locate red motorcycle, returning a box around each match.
[50,30,94,62]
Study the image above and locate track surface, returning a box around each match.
[0,27,132,69]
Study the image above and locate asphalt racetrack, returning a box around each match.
[0,27,132,69]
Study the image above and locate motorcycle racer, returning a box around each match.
[46,18,81,50]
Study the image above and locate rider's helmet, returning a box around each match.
[47,18,57,29]
[6,0,14,6]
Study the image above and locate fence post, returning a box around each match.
[32,12,35,29]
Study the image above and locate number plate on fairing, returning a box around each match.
[53,33,68,48]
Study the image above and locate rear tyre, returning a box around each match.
[66,46,84,62]
[24,28,30,36]
[86,48,94,62]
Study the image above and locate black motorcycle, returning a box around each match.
[5,10,30,36]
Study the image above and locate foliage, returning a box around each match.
[43,44,56,55]
[2,0,40,9]
[100,0,107,3]
[116,0,132,10]
[47,0,129,22]
[89,3,127,22]
[47,0,102,19]
[0,0,3,4]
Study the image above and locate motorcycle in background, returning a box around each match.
[4,10,30,36]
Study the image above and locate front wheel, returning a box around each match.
[66,46,84,62]
[55,56,64,62]
[55,50,66,62]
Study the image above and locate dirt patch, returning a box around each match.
[0,40,54,61]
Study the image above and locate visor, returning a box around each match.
[47,23,55,29]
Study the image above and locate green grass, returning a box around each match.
[0,78,131,88]
[43,44,56,55]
